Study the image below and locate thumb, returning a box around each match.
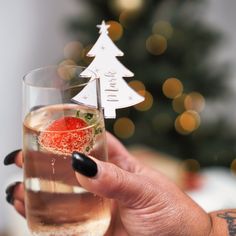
[72,151,152,207]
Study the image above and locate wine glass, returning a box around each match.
[23,65,111,236]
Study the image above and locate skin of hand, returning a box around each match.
[6,132,214,236]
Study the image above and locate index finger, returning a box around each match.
[4,150,23,168]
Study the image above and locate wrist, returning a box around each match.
[175,197,213,236]
[208,210,236,236]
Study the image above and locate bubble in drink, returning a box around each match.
[23,104,111,236]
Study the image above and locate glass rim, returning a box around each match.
[23,65,98,89]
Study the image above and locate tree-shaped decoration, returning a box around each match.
[72,21,144,118]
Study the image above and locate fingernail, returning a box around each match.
[72,152,98,177]
[5,182,20,205]
[6,194,14,205]
[5,181,21,195]
[3,149,21,165]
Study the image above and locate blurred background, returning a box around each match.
[1,0,236,235]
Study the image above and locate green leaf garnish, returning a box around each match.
[95,126,102,135]
[84,113,94,121]
[76,110,80,118]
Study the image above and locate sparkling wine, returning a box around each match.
[23,104,111,236]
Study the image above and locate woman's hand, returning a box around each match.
[4,150,25,217]
[72,133,212,236]
[4,132,212,236]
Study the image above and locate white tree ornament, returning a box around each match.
[72,20,144,118]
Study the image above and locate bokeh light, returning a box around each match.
[81,45,93,65]
[172,94,187,113]
[162,78,183,99]
[184,92,205,113]
[59,59,77,66]
[107,20,123,41]
[134,90,153,111]
[231,159,236,176]
[119,11,138,28]
[146,34,167,56]
[57,65,77,81]
[181,159,201,172]
[175,111,200,135]
[152,21,173,39]
[175,115,188,135]
[114,0,143,12]
[64,41,83,61]
[128,80,146,96]
[179,110,200,132]
[113,117,135,139]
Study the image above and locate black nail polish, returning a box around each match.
[72,152,98,177]
[5,181,21,195]
[3,149,21,165]
[5,182,20,205]
[6,194,14,205]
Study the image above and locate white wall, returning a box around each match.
[202,0,236,122]
[0,0,82,234]
[205,0,236,65]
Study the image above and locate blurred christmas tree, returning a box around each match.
[64,0,236,168]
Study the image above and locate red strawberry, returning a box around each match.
[38,117,93,155]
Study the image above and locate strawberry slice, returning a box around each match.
[38,117,93,155]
